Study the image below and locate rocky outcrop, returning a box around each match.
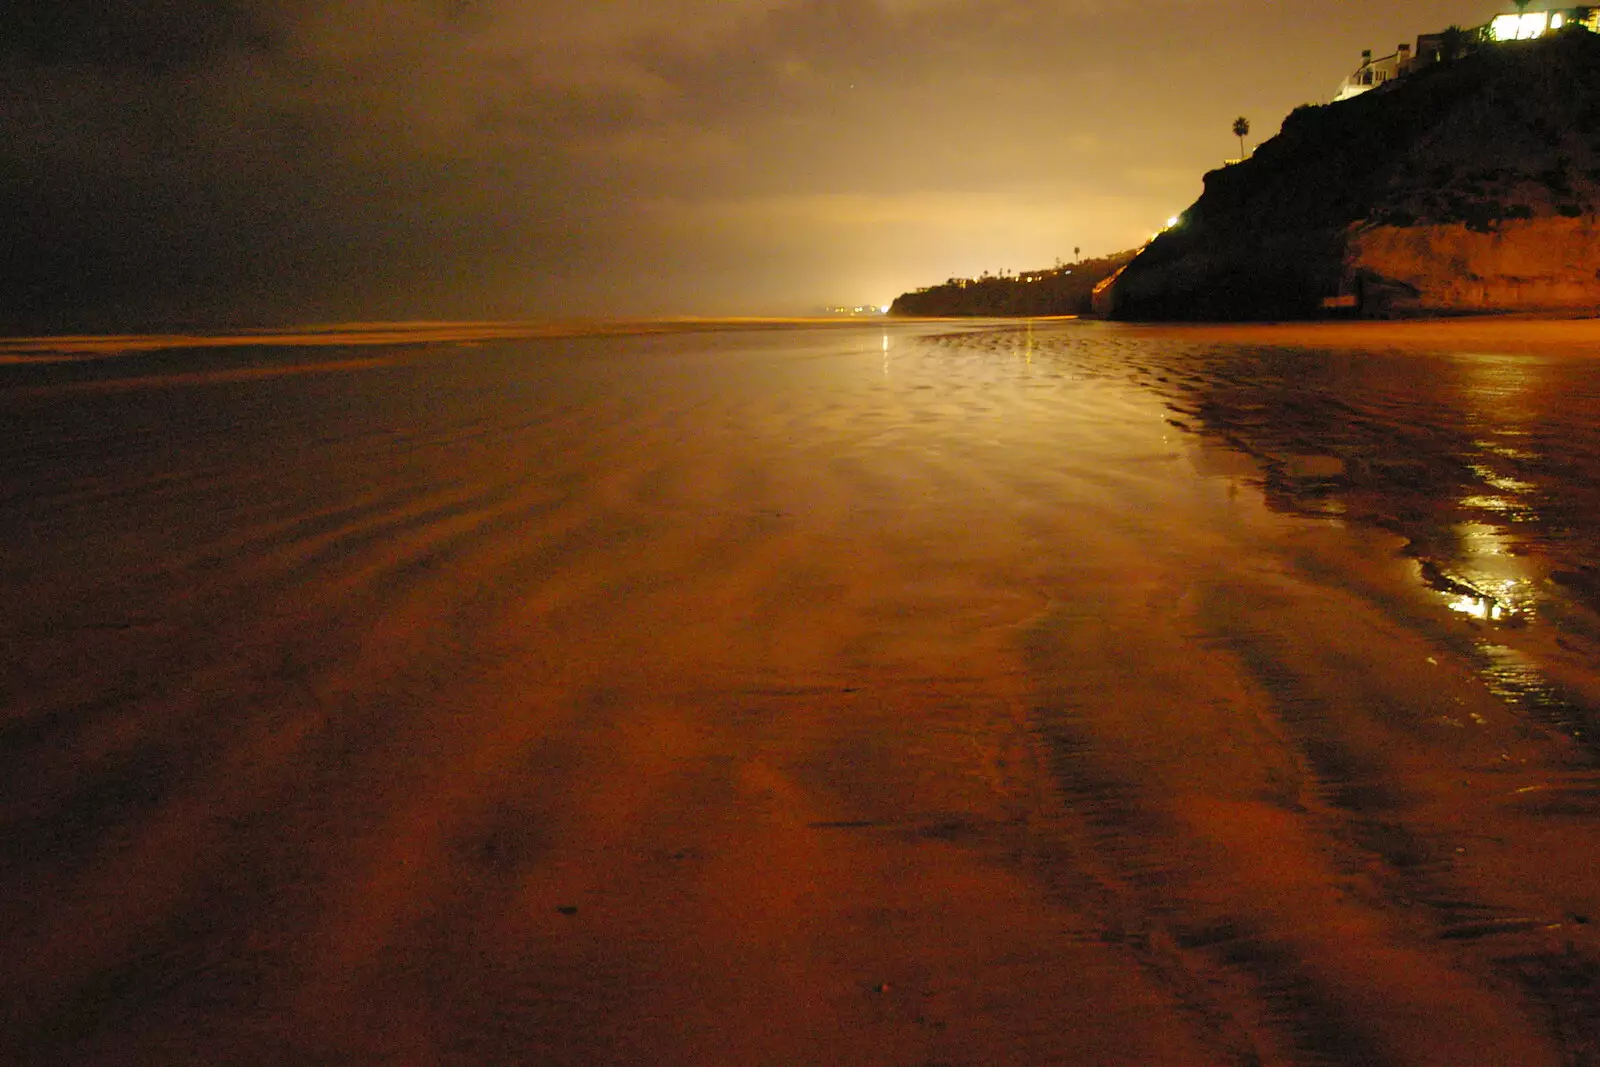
[1347,218,1600,313]
[1103,29,1600,320]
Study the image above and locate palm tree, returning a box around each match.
[1232,116,1250,159]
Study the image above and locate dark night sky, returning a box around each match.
[2,1,1508,328]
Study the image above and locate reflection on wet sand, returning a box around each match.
[2,320,1599,1065]
[1116,321,1600,735]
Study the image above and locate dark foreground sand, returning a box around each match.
[2,319,1599,1065]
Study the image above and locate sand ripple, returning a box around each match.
[2,321,1598,1065]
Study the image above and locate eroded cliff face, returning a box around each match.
[1104,31,1600,320]
[1349,217,1600,313]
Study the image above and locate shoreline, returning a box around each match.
[1095,315,1600,353]
[0,317,917,361]
[6,312,1598,363]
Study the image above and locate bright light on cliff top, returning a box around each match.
[1491,12,1551,40]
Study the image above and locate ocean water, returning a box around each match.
[3,319,1598,1065]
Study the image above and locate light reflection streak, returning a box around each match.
[1433,522,1537,624]
[1474,440,1536,461]
[1448,594,1509,622]
[1439,355,1547,624]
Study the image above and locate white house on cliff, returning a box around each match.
[1335,6,1600,102]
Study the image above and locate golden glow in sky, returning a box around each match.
[0,0,1520,325]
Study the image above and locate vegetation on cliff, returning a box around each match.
[889,250,1135,317]
[1106,28,1600,320]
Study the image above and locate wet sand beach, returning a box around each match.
[3,318,1600,1065]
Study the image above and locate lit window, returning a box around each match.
[1495,12,1551,39]
[1491,13,1550,40]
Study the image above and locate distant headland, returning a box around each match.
[888,251,1136,317]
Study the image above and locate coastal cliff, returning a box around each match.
[1103,29,1600,320]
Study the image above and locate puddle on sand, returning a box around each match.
[1477,643,1595,743]
[1101,334,1600,751]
